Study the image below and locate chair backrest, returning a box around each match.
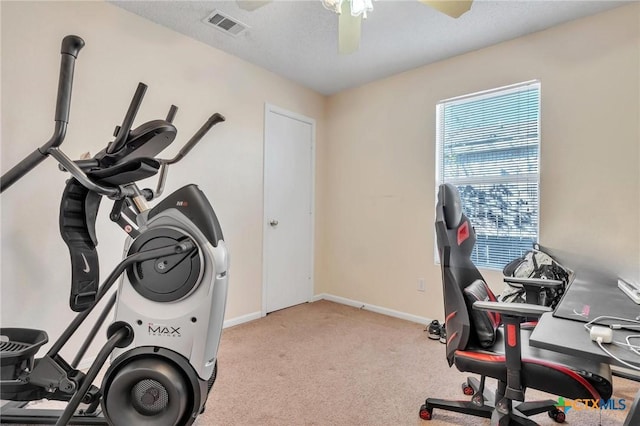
[436,183,501,365]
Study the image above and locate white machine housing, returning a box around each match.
[111,195,229,381]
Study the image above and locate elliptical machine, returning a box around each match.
[0,35,229,426]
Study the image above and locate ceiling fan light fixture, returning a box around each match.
[350,0,373,18]
[322,0,343,14]
[322,0,374,18]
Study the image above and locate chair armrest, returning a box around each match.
[473,301,552,319]
[473,301,552,403]
[503,277,564,289]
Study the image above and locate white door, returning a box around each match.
[263,104,315,314]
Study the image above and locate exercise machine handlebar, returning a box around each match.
[49,148,135,198]
[0,35,84,193]
[55,35,85,125]
[1,35,226,202]
[166,113,226,165]
[153,113,226,198]
[108,82,147,154]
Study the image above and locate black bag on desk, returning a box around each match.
[500,243,571,308]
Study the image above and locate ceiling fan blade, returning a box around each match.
[419,0,473,18]
[338,3,362,54]
[236,0,272,11]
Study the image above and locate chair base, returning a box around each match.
[419,376,564,425]
[492,399,562,425]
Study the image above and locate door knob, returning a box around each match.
[269,220,279,227]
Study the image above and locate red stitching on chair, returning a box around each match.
[457,221,469,246]
[445,311,457,325]
[456,351,504,363]
[454,351,602,400]
[523,358,602,401]
[447,331,458,346]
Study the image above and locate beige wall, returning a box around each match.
[318,3,640,321]
[0,1,325,360]
[1,0,638,362]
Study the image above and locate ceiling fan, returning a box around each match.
[236,0,473,54]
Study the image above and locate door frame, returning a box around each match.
[261,103,316,317]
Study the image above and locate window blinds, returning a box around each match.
[436,81,541,269]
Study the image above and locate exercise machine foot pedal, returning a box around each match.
[0,328,48,380]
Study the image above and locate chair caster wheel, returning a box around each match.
[548,408,566,423]
[461,382,474,396]
[419,404,433,420]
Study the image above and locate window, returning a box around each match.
[435,81,540,270]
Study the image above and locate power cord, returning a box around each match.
[626,335,640,357]
[584,316,640,371]
[595,338,640,371]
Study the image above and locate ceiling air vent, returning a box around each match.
[203,10,249,37]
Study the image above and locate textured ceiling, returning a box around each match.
[111,0,630,95]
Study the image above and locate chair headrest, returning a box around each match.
[440,183,463,229]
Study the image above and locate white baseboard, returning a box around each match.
[223,311,262,329]
[313,293,432,326]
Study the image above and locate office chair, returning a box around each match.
[420,183,613,425]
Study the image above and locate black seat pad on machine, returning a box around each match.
[59,155,160,311]
[59,157,160,311]
[87,157,160,186]
[95,120,176,167]
[58,118,170,310]
[59,179,102,312]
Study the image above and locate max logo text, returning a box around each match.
[148,323,181,337]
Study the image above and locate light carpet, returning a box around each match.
[3,300,638,425]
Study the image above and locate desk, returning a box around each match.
[553,275,640,325]
[530,312,640,367]
[530,275,640,426]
